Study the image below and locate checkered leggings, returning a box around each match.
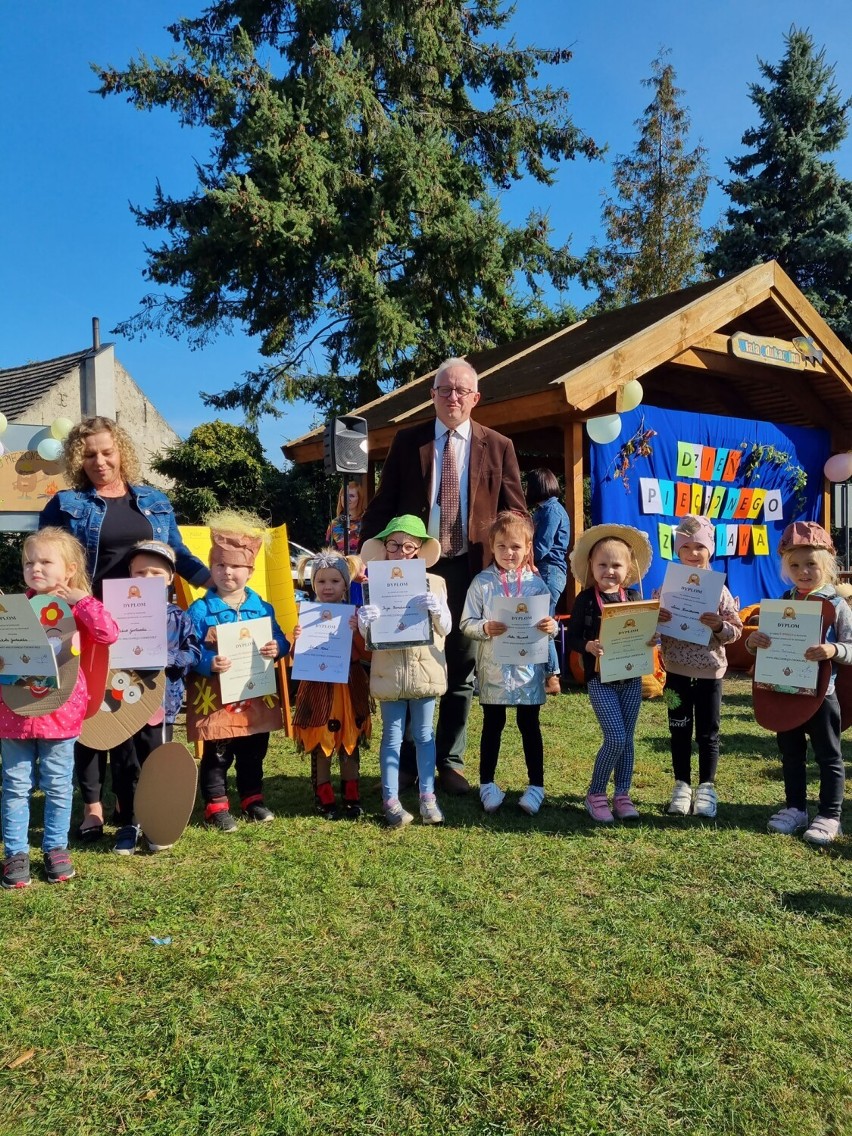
[587,677,642,795]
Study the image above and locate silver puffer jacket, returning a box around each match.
[461,565,552,705]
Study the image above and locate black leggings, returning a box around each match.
[479,704,544,787]
[666,672,722,785]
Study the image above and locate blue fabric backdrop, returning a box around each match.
[589,405,830,606]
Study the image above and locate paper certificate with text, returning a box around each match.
[490,594,550,665]
[598,600,660,683]
[365,559,432,650]
[292,602,354,684]
[754,600,822,695]
[0,594,61,684]
[102,577,168,670]
[658,563,726,646]
[215,616,277,704]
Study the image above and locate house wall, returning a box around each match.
[22,351,179,489]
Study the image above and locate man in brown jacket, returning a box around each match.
[360,358,526,793]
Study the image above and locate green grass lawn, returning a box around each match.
[1,673,851,1136]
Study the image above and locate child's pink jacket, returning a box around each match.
[0,594,119,740]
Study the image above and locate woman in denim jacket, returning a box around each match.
[38,416,210,840]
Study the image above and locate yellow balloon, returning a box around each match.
[618,380,644,412]
[0,413,7,436]
[50,417,73,440]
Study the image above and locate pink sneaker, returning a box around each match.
[612,793,639,820]
[585,793,614,824]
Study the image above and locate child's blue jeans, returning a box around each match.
[379,697,437,800]
[2,737,76,856]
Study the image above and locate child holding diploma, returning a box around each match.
[566,524,653,824]
[359,516,451,827]
[186,511,288,832]
[657,516,742,819]
[111,540,201,854]
[747,522,852,845]
[291,550,371,820]
[460,512,556,815]
[1,529,119,888]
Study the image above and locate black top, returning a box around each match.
[567,585,641,682]
[94,493,153,589]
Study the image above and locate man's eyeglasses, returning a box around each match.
[433,386,476,400]
[384,540,421,554]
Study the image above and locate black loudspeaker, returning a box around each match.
[323,415,369,474]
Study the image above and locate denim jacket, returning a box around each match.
[39,484,209,586]
[532,496,570,575]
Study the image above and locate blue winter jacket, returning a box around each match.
[39,484,209,585]
[165,604,202,724]
[187,587,289,677]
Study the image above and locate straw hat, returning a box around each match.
[569,523,653,587]
[360,515,441,568]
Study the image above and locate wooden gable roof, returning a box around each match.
[284,261,852,464]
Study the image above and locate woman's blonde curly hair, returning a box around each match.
[63,417,141,491]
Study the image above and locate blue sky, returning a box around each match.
[2,1,851,463]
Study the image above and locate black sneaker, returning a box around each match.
[2,852,31,889]
[113,824,141,855]
[342,800,364,820]
[242,802,275,823]
[206,810,238,833]
[43,848,75,884]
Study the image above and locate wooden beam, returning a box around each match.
[564,420,584,600]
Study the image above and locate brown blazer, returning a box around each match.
[359,420,526,576]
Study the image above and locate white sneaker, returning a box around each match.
[767,807,809,835]
[383,799,414,828]
[147,839,173,853]
[667,780,692,816]
[518,785,545,815]
[419,794,444,825]
[803,815,842,845]
[479,782,506,814]
[693,782,718,818]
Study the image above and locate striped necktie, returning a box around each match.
[439,430,463,558]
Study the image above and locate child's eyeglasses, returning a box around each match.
[384,540,421,554]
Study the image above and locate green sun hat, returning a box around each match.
[362,515,441,567]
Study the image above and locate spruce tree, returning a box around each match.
[581,52,708,310]
[94,1,599,416]
[707,27,852,340]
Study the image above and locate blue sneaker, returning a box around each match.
[113,824,141,855]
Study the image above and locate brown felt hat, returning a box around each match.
[777,522,834,554]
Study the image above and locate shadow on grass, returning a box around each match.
[780,890,852,918]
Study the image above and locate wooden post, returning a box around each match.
[564,419,584,599]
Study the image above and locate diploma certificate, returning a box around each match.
[754,600,822,695]
[0,594,61,684]
[292,602,355,684]
[365,559,432,650]
[490,594,550,665]
[102,577,168,670]
[598,600,660,683]
[658,563,726,646]
[216,617,277,704]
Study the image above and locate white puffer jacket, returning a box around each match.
[366,573,450,701]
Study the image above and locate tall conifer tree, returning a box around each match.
[581,52,708,310]
[707,28,852,341]
[94,1,599,416]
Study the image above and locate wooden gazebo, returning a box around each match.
[284,262,852,537]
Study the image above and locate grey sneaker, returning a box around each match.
[667,780,693,816]
[2,852,31,889]
[383,799,414,828]
[803,815,842,846]
[419,794,444,825]
[43,848,75,884]
[693,782,718,818]
[767,807,809,835]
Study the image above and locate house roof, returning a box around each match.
[0,349,92,419]
[284,262,852,464]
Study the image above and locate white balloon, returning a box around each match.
[586,414,622,445]
[824,452,852,483]
[618,379,644,412]
[37,438,63,462]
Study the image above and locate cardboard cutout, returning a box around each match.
[135,742,199,848]
[0,596,80,718]
[79,668,165,749]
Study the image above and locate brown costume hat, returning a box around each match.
[209,529,263,568]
